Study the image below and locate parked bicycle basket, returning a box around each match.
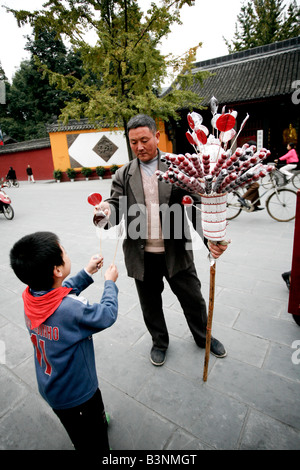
[273,169,286,187]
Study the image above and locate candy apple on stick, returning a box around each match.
[88,193,106,272]
[88,193,111,228]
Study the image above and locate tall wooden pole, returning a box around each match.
[203,261,216,382]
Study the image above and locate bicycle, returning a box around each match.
[226,167,297,222]
[261,165,300,190]
[291,170,300,189]
[5,179,19,188]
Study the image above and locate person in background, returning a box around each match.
[238,182,264,211]
[26,164,35,183]
[6,166,17,184]
[237,141,264,211]
[275,143,299,180]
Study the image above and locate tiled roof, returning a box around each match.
[46,119,99,133]
[46,118,120,132]
[168,37,300,106]
[0,137,51,155]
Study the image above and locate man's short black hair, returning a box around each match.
[127,114,157,134]
[10,232,64,290]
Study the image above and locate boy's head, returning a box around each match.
[10,232,70,290]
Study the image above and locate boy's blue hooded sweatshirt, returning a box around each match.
[22,269,118,410]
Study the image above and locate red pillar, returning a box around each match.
[289,191,300,316]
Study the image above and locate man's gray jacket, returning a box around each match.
[105,150,205,281]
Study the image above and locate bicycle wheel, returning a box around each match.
[292,172,300,190]
[226,191,242,220]
[5,180,11,188]
[266,189,297,222]
[292,315,300,327]
[3,204,14,220]
[13,180,19,188]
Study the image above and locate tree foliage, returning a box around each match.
[224,0,300,53]
[6,0,209,156]
[0,29,84,141]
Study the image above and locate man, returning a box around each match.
[26,164,35,183]
[6,166,17,184]
[238,142,264,212]
[94,114,227,366]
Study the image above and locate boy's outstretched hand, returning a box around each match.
[85,255,104,275]
[105,264,118,283]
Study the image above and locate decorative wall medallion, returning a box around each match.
[93,135,118,162]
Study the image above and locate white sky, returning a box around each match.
[0,0,244,84]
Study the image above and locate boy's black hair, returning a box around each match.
[127,114,157,134]
[10,232,64,290]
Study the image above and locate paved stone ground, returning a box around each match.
[0,178,299,451]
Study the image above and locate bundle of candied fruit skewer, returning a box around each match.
[156,97,273,241]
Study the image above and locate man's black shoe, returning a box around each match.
[210,338,227,357]
[150,347,166,366]
[199,338,227,358]
[253,206,264,211]
[238,196,250,209]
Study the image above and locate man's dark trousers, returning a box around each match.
[135,252,208,350]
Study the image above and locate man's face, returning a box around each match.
[128,126,160,162]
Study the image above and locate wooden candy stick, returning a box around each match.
[87,193,105,273]
[203,261,216,382]
[99,230,103,275]
[99,228,102,255]
[203,239,230,382]
[112,218,124,264]
[96,212,114,273]
[112,238,119,265]
[94,211,106,257]
[229,113,249,152]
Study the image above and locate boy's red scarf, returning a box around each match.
[22,286,72,329]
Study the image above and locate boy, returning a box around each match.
[10,231,118,451]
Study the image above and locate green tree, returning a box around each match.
[7,0,209,159]
[224,0,300,53]
[0,62,12,141]
[0,62,6,82]
[2,29,84,141]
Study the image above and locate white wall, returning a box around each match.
[68,130,129,167]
